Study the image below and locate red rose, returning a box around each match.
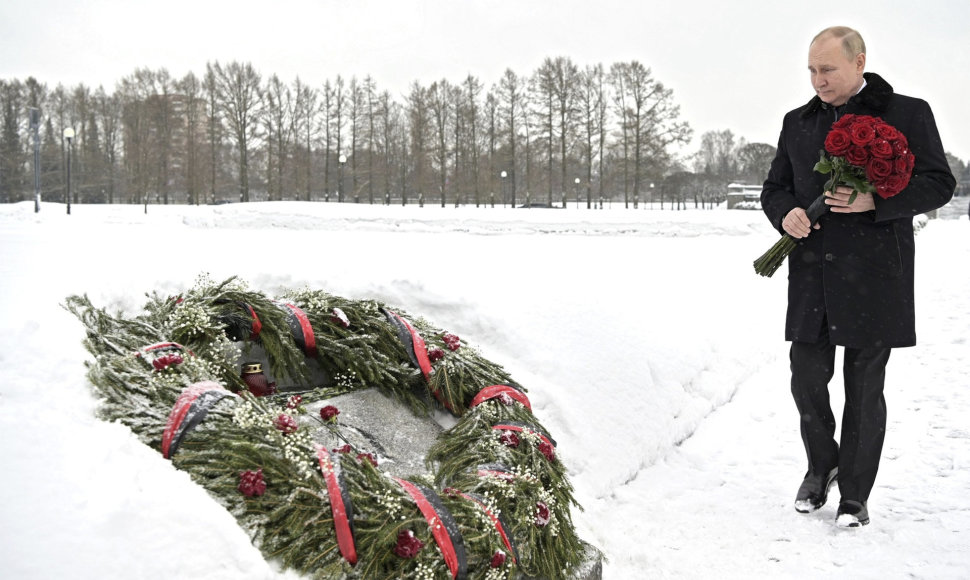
[869,138,894,159]
[356,452,378,466]
[428,347,445,362]
[892,137,910,156]
[539,440,556,462]
[534,501,551,527]
[866,157,893,182]
[393,529,424,558]
[845,144,869,167]
[831,113,856,130]
[287,395,303,409]
[490,550,507,568]
[876,174,907,199]
[824,128,852,156]
[874,122,899,141]
[893,157,909,175]
[320,405,340,422]
[238,469,266,497]
[332,444,352,454]
[499,430,520,448]
[274,414,299,434]
[442,332,461,351]
[849,120,876,146]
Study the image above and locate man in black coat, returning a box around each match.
[761,26,955,528]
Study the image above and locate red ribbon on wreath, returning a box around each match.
[315,445,358,565]
[161,381,235,458]
[381,308,433,380]
[380,308,461,412]
[243,303,262,340]
[469,384,532,411]
[454,490,518,565]
[278,302,316,357]
[394,478,467,580]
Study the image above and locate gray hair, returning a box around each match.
[812,26,867,60]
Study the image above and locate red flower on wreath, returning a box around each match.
[539,440,556,462]
[274,414,298,434]
[320,405,340,423]
[356,452,378,467]
[534,501,551,527]
[238,469,266,497]
[393,529,424,558]
[442,332,461,351]
[332,444,352,454]
[499,430,520,449]
[491,550,507,568]
[286,395,303,409]
[428,347,445,362]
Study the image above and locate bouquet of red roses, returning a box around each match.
[753,114,915,277]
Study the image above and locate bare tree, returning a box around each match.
[363,76,378,204]
[496,68,525,207]
[610,61,692,206]
[531,59,557,203]
[210,61,262,202]
[264,74,294,201]
[577,64,606,207]
[694,129,737,176]
[406,81,431,202]
[428,79,452,206]
[203,66,223,203]
[292,77,319,201]
[330,76,346,201]
[348,77,364,202]
[177,73,205,205]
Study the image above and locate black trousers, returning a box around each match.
[789,326,891,503]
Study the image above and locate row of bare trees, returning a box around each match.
[1,57,701,208]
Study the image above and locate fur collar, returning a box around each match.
[799,72,894,118]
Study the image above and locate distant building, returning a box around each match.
[726,183,762,210]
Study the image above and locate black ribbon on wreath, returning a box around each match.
[452,490,519,566]
[162,381,236,458]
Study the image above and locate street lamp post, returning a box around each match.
[574,177,580,209]
[500,170,507,208]
[338,154,347,202]
[63,127,75,215]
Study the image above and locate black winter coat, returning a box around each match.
[761,72,955,348]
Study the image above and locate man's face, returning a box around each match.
[808,35,865,107]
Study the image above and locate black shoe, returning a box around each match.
[836,500,869,528]
[794,467,838,513]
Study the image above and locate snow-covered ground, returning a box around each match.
[1,199,967,579]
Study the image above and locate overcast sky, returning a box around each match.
[2,0,968,162]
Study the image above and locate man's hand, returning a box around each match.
[825,185,876,213]
[783,207,819,239]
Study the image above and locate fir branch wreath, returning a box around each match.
[66,275,586,579]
